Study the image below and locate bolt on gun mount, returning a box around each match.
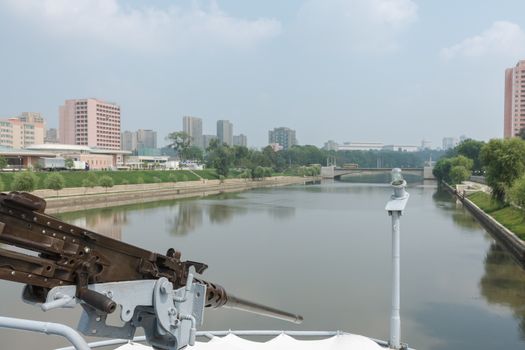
[0,192,303,349]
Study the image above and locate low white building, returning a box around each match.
[124,156,170,169]
[337,142,384,151]
[382,145,419,152]
[25,144,131,170]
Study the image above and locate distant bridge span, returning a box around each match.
[320,166,435,180]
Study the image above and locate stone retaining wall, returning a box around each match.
[443,182,525,268]
[41,176,317,214]
[461,196,525,266]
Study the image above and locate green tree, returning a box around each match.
[261,146,278,169]
[519,128,525,140]
[433,158,453,183]
[508,175,525,207]
[233,146,250,167]
[183,146,204,162]
[166,131,192,161]
[253,166,265,180]
[449,166,470,185]
[455,139,485,173]
[0,156,7,170]
[82,172,98,193]
[44,173,65,196]
[240,169,252,181]
[98,175,114,192]
[64,158,74,170]
[433,155,473,184]
[207,143,233,177]
[481,138,525,201]
[450,155,473,170]
[11,171,38,192]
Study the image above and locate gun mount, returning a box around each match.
[0,192,302,350]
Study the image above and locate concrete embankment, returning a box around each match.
[443,182,525,268]
[35,176,319,214]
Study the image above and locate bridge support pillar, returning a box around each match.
[320,166,335,178]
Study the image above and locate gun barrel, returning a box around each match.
[197,279,303,324]
[224,294,303,324]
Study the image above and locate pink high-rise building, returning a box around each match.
[59,98,121,150]
[0,112,45,148]
[504,60,525,138]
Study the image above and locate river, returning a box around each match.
[0,180,524,349]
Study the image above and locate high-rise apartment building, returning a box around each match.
[0,112,45,148]
[136,129,157,150]
[420,139,432,150]
[183,116,203,149]
[323,140,338,151]
[121,129,157,153]
[203,134,218,150]
[442,137,458,150]
[45,128,59,144]
[217,120,233,146]
[504,60,525,137]
[268,127,297,151]
[121,131,137,152]
[233,134,247,147]
[59,98,121,150]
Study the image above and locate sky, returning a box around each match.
[1,0,525,149]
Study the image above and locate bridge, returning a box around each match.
[321,166,435,180]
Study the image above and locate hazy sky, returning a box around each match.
[1,0,525,148]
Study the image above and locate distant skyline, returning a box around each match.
[2,1,525,148]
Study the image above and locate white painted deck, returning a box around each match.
[115,333,386,350]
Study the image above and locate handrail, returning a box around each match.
[54,330,414,350]
[0,316,90,350]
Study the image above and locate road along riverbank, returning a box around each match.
[34,176,319,214]
[443,182,525,269]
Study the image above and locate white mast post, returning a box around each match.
[385,168,409,350]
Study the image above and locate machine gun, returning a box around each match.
[0,192,303,349]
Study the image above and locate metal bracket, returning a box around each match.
[42,278,206,350]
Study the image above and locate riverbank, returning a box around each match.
[35,176,319,214]
[443,182,525,268]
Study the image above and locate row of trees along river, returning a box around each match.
[433,137,525,241]
[166,131,445,176]
[433,137,525,203]
[0,132,446,193]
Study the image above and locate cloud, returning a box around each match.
[2,0,282,52]
[440,21,525,60]
[295,0,418,52]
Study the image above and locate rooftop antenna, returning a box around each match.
[385,168,409,349]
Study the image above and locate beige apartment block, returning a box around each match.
[59,98,121,150]
[0,112,45,148]
[504,60,525,137]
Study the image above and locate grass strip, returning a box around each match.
[0,169,220,191]
[468,191,525,240]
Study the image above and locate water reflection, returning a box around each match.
[432,187,525,339]
[2,182,524,350]
[167,202,204,235]
[168,192,296,235]
[431,189,481,231]
[340,173,422,184]
[58,207,128,240]
[480,243,525,339]
[59,192,297,237]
